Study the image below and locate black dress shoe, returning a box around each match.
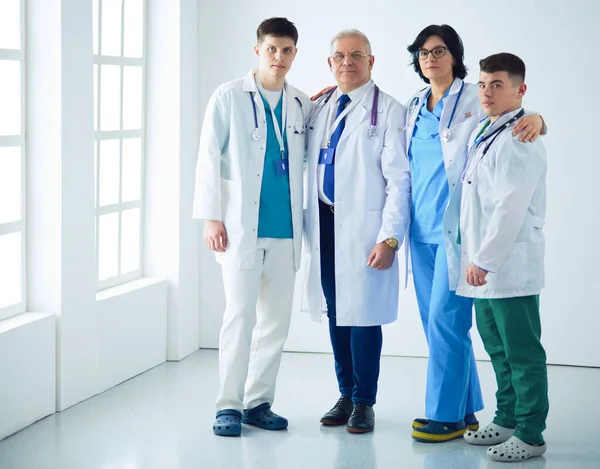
[320,396,353,426]
[347,403,375,433]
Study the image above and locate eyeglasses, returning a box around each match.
[331,51,371,63]
[416,46,448,61]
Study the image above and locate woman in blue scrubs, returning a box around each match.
[405,24,545,442]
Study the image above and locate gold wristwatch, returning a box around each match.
[384,238,399,249]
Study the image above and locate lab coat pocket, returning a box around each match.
[220,178,242,235]
[365,210,383,257]
[491,242,528,291]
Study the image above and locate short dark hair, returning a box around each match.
[479,53,526,83]
[256,17,298,45]
[407,24,467,84]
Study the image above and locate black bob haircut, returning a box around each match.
[256,17,299,46]
[479,53,526,83]
[407,24,467,84]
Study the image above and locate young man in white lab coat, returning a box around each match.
[193,17,311,437]
[303,30,410,433]
[456,53,548,462]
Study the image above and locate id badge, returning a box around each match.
[274,158,289,176]
[318,147,335,165]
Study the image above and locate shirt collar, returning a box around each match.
[335,79,373,104]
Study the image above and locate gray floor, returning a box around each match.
[0,350,599,469]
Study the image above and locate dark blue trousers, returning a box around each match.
[319,201,382,406]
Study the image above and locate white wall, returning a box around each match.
[145,0,201,362]
[197,0,600,367]
[0,314,55,441]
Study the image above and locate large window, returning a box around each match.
[93,0,146,290]
[0,0,25,321]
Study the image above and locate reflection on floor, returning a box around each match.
[0,350,599,469]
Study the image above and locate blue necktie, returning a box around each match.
[324,94,351,202]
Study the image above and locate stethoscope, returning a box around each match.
[460,109,526,184]
[309,85,381,140]
[407,81,465,142]
[293,97,306,134]
[249,90,305,141]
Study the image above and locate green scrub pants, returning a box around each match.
[474,295,548,445]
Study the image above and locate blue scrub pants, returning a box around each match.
[320,201,382,406]
[410,239,484,422]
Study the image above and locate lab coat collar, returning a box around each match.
[335,79,374,107]
[243,68,302,100]
[447,77,464,96]
[243,68,291,94]
[418,76,463,104]
[242,69,259,92]
[484,107,524,137]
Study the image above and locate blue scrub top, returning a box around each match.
[408,89,450,244]
[257,93,294,239]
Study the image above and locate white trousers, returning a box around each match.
[216,238,296,412]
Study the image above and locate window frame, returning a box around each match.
[0,0,26,321]
[94,0,147,291]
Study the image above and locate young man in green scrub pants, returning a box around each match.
[455,52,549,462]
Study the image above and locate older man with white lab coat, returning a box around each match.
[303,29,410,433]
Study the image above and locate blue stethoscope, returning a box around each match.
[249,92,306,140]
[460,109,526,184]
[407,81,465,142]
[306,85,381,138]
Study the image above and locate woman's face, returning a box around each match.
[417,35,455,82]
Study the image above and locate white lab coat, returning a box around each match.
[404,78,482,290]
[303,81,411,326]
[456,108,547,299]
[193,70,312,271]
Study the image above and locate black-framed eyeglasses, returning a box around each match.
[416,46,448,61]
[331,51,371,63]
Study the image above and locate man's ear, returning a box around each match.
[518,82,527,98]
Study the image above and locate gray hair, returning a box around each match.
[330,29,372,55]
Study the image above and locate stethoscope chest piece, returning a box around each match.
[251,129,261,141]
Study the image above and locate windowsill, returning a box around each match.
[96,276,166,302]
[0,312,54,334]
